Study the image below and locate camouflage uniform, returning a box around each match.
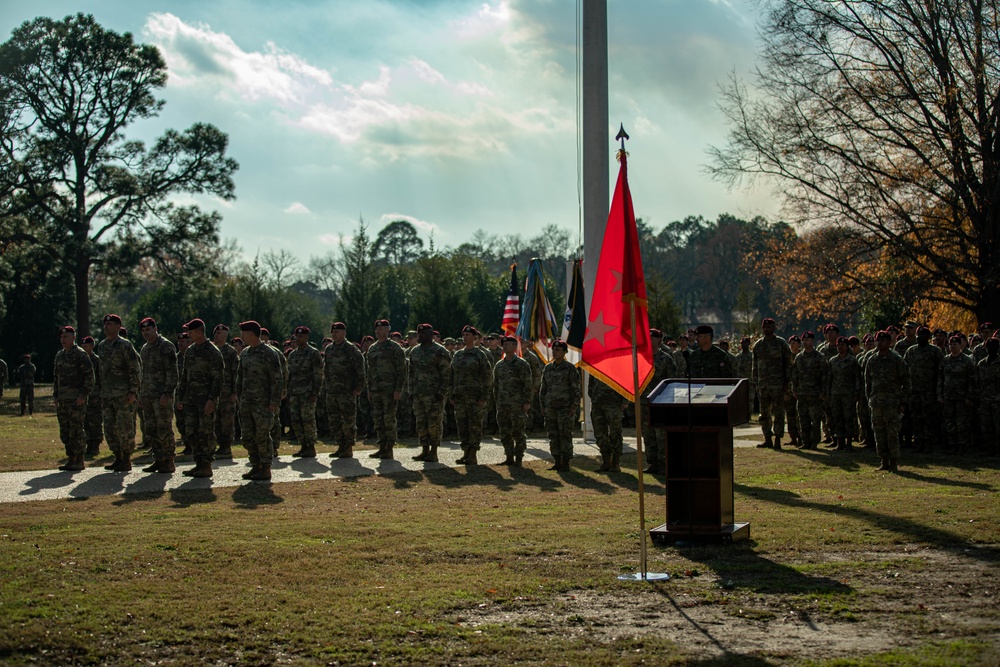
[323,340,366,452]
[539,359,581,464]
[938,353,977,454]
[978,355,1000,454]
[687,345,734,378]
[287,343,324,450]
[644,345,677,470]
[902,342,944,452]
[827,353,861,442]
[178,340,224,466]
[175,347,187,449]
[0,358,6,398]
[751,335,793,445]
[139,334,178,464]
[84,349,103,454]
[856,347,877,446]
[215,342,240,452]
[589,377,625,463]
[817,340,838,442]
[482,346,503,433]
[523,348,545,430]
[54,344,95,459]
[237,343,282,467]
[269,343,289,454]
[408,342,453,457]
[366,339,406,452]
[14,362,36,415]
[791,349,828,449]
[96,337,141,458]
[864,350,910,463]
[494,352,532,461]
[451,347,493,454]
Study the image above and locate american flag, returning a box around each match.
[501,263,519,336]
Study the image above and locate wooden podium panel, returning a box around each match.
[646,379,750,544]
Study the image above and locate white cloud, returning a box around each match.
[284,202,311,214]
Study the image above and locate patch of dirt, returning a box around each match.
[450,545,1000,663]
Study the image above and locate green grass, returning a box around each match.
[1,415,999,664]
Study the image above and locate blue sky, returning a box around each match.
[0,1,776,262]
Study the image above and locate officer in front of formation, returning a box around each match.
[408,323,453,464]
[539,339,581,471]
[449,325,493,465]
[686,325,734,378]
[494,334,532,466]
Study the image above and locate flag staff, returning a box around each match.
[616,125,669,583]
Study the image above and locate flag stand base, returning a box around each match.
[617,572,670,582]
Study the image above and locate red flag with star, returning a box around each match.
[580,149,653,400]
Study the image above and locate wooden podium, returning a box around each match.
[646,378,750,544]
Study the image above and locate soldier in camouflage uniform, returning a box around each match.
[322,322,366,458]
[175,332,192,454]
[54,326,95,471]
[212,324,239,459]
[177,319,224,478]
[539,339,581,471]
[14,354,36,416]
[791,331,828,451]
[287,326,323,458]
[939,335,978,455]
[972,323,994,365]
[828,336,862,451]
[644,329,676,474]
[902,326,944,453]
[80,336,103,457]
[494,335,532,466]
[865,330,910,472]
[0,356,6,401]
[687,325,734,378]
[481,334,503,434]
[448,325,493,465]
[408,323,453,463]
[784,335,801,447]
[735,336,755,414]
[236,321,283,481]
[816,323,840,444]
[856,334,877,447]
[752,318,793,450]
[523,346,544,430]
[96,314,141,472]
[977,337,1000,455]
[356,336,375,438]
[260,328,288,455]
[589,375,626,473]
[366,319,406,459]
[138,318,178,474]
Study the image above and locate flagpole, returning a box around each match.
[614,126,668,583]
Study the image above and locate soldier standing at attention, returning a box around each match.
[687,325,734,378]
[751,318,793,450]
[259,328,288,456]
[325,322,366,459]
[175,331,192,455]
[236,321,282,481]
[977,337,1000,455]
[177,319,224,479]
[539,339,581,471]
[54,326,94,471]
[791,331,828,451]
[894,321,919,355]
[212,324,239,459]
[973,323,994,364]
[287,326,323,459]
[356,335,376,439]
[522,345,544,431]
[138,318,178,474]
[644,328,676,474]
[589,375,626,473]
[14,354,36,416]
[448,325,493,465]
[865,330,910,472]
[816,323,840,444]
[96,314,141,471]
[494,335,532,466]
[735,336,755,414]
[828,336,862,451]
[938,335,978,456]
[366,319,406,460]
[481,333,503,435]
[80,336,103,457]
[902,326,944,453]
[783,335,802,448]
[408,323,453,464]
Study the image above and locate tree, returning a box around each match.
[333,219,385,342]
[710,0,1000,322]
[373,220,424,265]
[0,14,238,336]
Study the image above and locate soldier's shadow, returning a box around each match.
[67,470,126,499]
[19,470,78,496]
[168,482,217,507]
[287,456,329,479]
[422,464,518,492]
[232,482,283,508]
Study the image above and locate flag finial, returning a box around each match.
[616,123,629,161]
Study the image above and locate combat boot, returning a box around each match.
[292,445,308,458]
[216,446,233,460]
[598,452,611,471]
[773,436,782,450]
[874,458,891,471]
[85,445,100,458]
[299,445,316,458]
[644,460,661,475]
[412,444,430,461]
[369,444,385,458]
[250,464,272,481]
[142,460,163,473]
[609,452,621,473]
[158,459,176,474]
[180,444,193,456]
[456,448,469,464]
[104,452,123,470]
[338,445,354,458]
[330,444,345,458]
[189,462,213,478]
[464,450,478,465]
[242,465,261,480]
[887,458,898,473]
[59,454,85,472]
[426,445,439,463]
[500,453,515,466]
[513,453,523,467]
[547,455,562,471]
[117,456,132,472]
[757,435,773,449]
[380,445,394,460]
[559,455,571,472]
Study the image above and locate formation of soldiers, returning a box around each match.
[44,310,1000,481]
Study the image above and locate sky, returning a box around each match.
[0,0,777,263]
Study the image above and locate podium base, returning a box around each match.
[617,572,671,582]
[649,522,750,545]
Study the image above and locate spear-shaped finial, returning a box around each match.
[616,123,629,151]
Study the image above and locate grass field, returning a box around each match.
[1,401,999,665]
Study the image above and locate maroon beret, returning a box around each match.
[58,325,75,335]
[694,325,713,335]
[293,326,310,335]
[139,317,156,328]
[374,319,390,328]
[362,335,374,343]
[761,317,775,326]
[550,339,568,350]
[801,331,815,340]
[649,328,663,338]
[239,321,261,336]
[417,323,433,333]
[259,327,270,337]
[330,322,346,331]
[103,314,122,325]
[213,323,229,334]
[500,335,517,345]
[185,318,205,330]
[462,325,480,336]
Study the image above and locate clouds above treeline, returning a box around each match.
[1,0,775,261]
